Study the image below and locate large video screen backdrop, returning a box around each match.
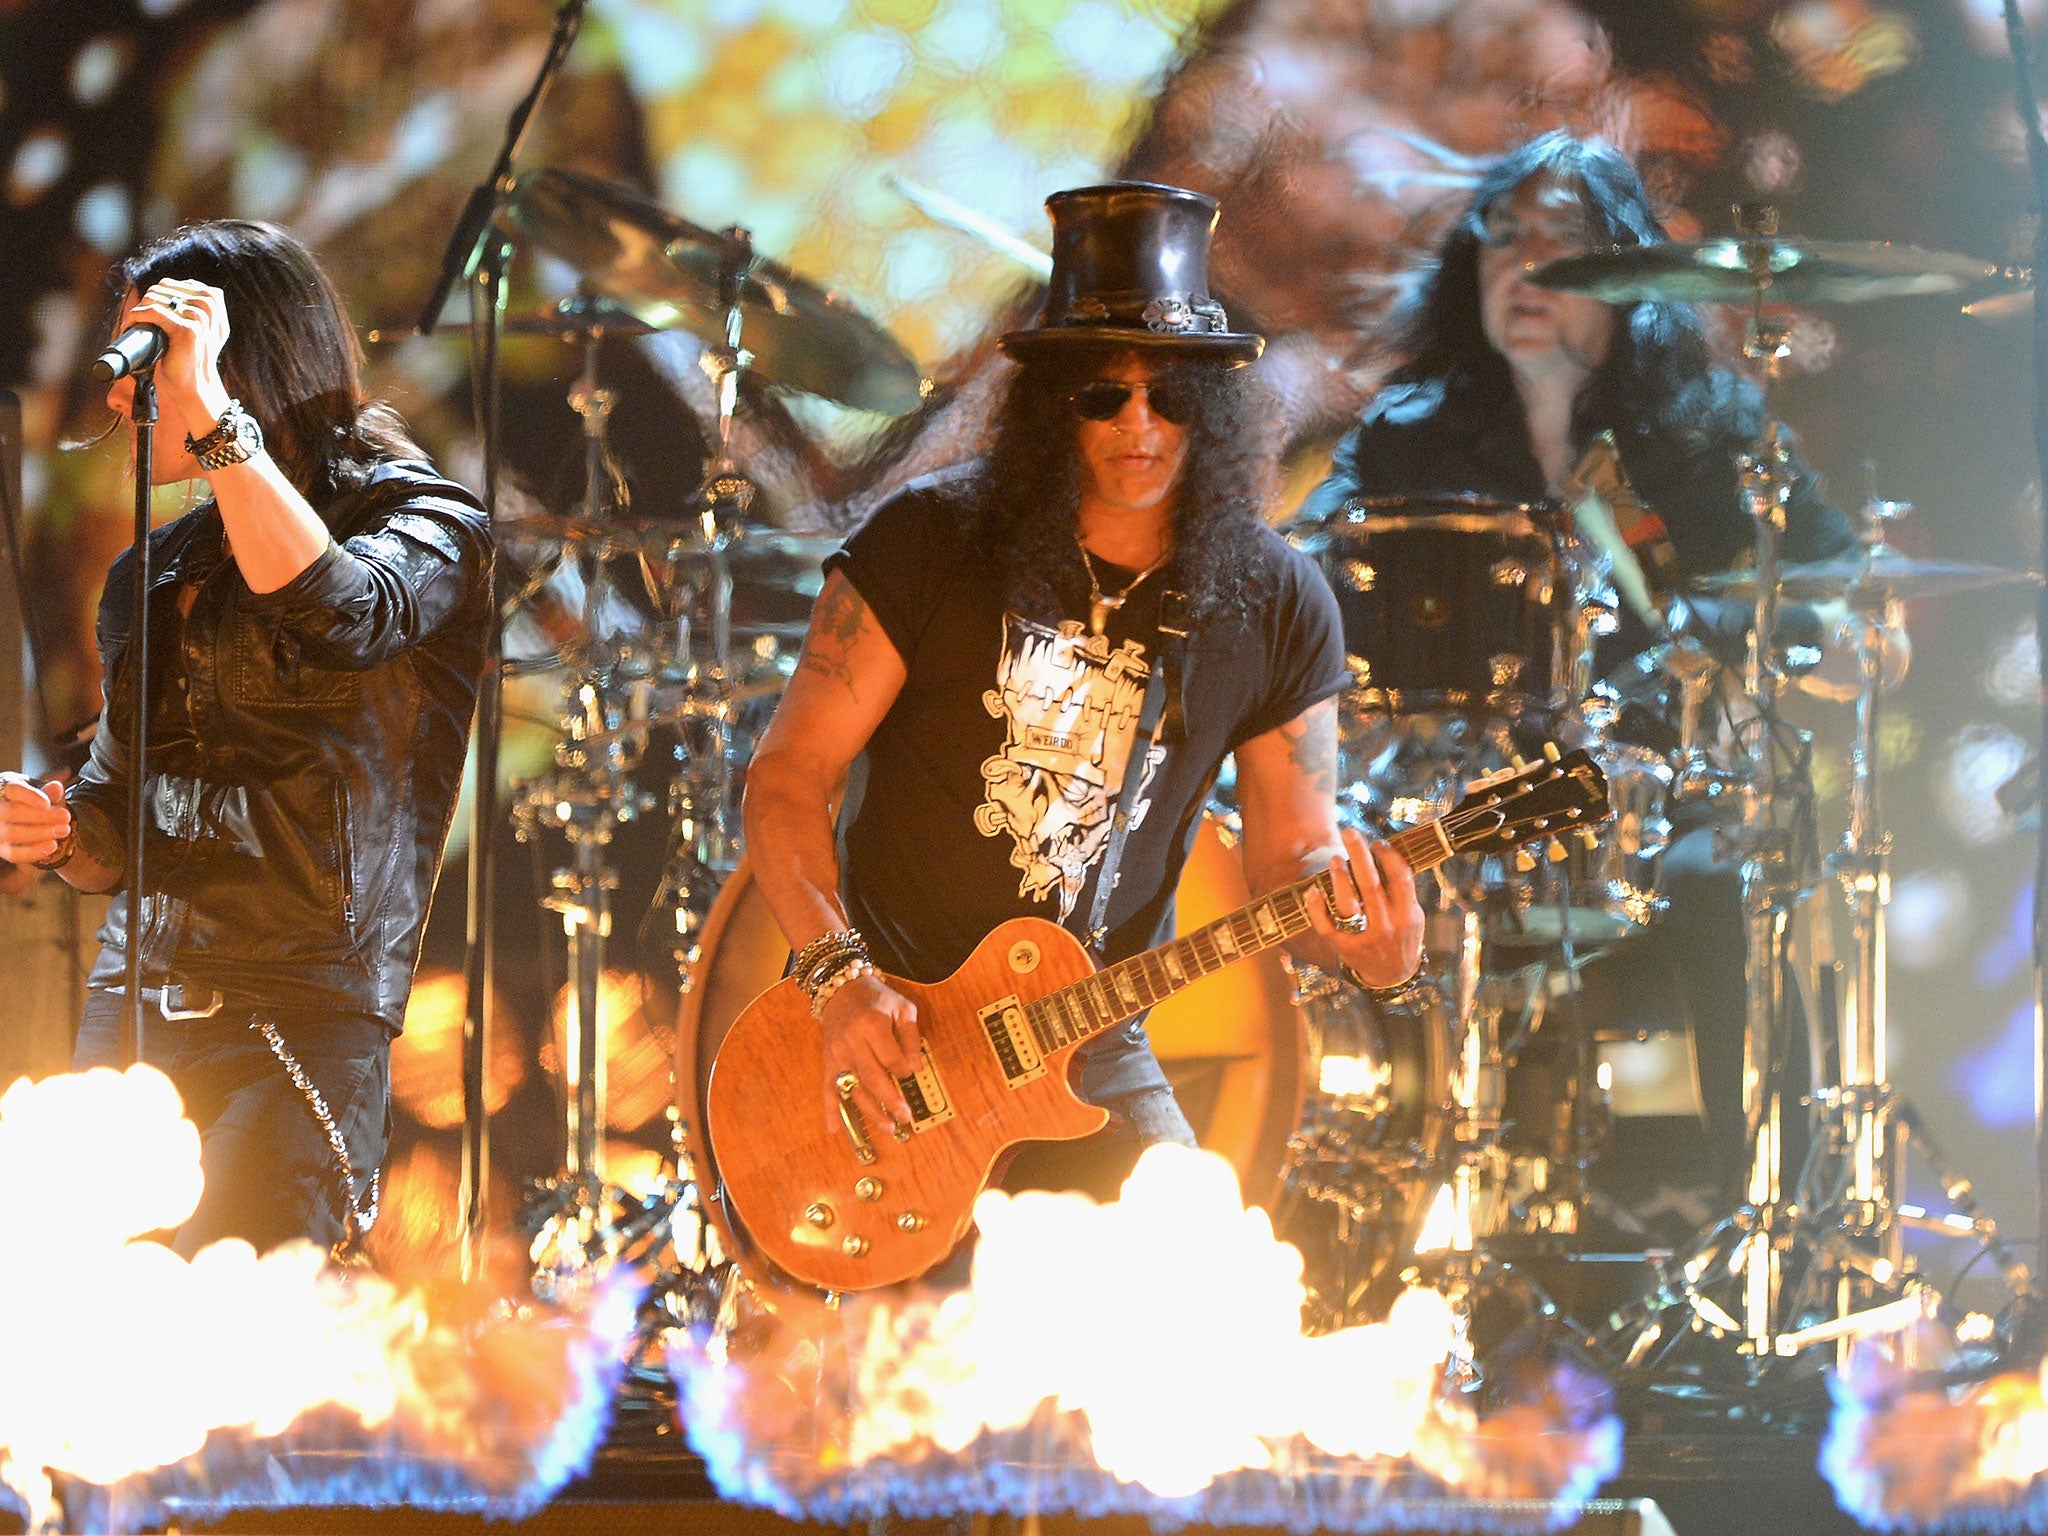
[0,0,2037,1268]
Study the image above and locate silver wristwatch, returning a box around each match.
[186,399,264,471]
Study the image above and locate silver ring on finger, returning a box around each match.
[1334,912,1372,935]
[834,1070,860,1100]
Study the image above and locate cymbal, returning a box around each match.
[1694,545,2041,603]
[365,294,658,343]
[495,168,926,415]
[1964,289,2030,323]
[1528,239,1997,306]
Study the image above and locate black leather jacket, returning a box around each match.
[70,460,491,1032]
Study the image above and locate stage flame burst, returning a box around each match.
[676,1144,1621,1520]
[0,1065,632,1533]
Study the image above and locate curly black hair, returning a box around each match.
[1391,130,1762,456]
[964,342,1278,632]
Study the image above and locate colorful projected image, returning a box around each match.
[0,0,2039,1363]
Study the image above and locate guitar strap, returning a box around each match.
[1077,590,1188,959]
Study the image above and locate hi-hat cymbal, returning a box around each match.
[494,168,926,415]
[1529,239,1997,306]
[1695,545,2040,603]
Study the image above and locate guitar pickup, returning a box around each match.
[895,1042,956,1131]
[980,996,1046,1088]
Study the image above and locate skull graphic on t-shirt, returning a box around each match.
[974,614,1163,918]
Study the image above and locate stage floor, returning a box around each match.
[120,1384,1873,1536]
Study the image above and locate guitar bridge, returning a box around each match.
[895,1042,955,1132]
[980,996,1046,1088]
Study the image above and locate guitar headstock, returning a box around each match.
[1447,746,1612,857]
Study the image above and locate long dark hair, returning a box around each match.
[1389,131,1758,452]
[966,343,1276,630]
[115,220,421,504]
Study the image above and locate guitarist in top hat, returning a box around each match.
[743,182,1425,1199]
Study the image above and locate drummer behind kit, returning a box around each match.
[1261,204,2041,1369]
[421,161,2037,1387]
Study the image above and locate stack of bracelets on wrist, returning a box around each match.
[794,928,873,1018]
[1344,960,1428,1007]
[810,960,873,1018]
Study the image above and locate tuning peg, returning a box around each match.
[1511,754,1530,771]
[1542,741,1561,763]
[1546,838,1570,863]
[1576,826,1600,850]
[1514,848,1538,873]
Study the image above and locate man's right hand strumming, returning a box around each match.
[818,969,922,1136]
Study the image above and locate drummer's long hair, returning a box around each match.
[1389,131,1759,451]
[111,220,423,507]
[964,343,1277,630]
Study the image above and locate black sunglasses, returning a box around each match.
[1069,378,1195,425]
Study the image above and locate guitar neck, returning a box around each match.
[1027,819,1456,1051]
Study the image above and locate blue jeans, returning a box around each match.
[999,1017,1197,1203]
[75,992,391,1258]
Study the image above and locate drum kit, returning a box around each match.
[380,167,920,1297]
[410,165,2032,1389]
[1274,204,2039,1391]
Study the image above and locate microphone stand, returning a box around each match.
[2000,0,2048,1339]
[413,0,589,1276]
[123,369,156,1068]
[413,0,588,337]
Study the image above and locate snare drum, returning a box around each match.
[1292,495,1578,712]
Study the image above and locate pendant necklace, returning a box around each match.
[1081,546,1170,638]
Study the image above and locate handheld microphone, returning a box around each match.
[91,324,167,385]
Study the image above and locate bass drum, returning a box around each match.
[674,815,1306,1278]
[1269,979,1452,1329]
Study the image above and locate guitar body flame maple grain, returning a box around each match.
[705,916,1109,1292]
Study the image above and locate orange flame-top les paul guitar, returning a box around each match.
[705,747,1611,1292]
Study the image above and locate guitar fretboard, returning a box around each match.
[1022,818,1462,1055]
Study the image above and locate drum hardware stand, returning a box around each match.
[1601,214,1827,1374]
[1791,489,2034,1365]
[512,337,695,1302]
[1405,907,1574,1386]
[646,229,767,986]
[1603,227,2034,1379]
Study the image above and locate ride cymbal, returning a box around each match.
[1694,546,2040,603]
[495,168,926,415]
[1529,238,1997,306]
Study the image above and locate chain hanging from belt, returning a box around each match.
[250,1015,380,1258]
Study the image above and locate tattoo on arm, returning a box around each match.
[1280,700,1338,801]
[798,578,869,695]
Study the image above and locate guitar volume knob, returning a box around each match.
[842,1235,869,1256]
[897,1211,927,1232]
[804,1202,835,1229]
[855,1178,884,1202]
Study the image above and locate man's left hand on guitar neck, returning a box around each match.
[1232,696,1426,988]
[1298,825,1424,986]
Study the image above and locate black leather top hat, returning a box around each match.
[999,181,1262,365]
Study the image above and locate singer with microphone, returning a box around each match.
[0,220,491,1260]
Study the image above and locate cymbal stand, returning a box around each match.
[514,329,669,1301]
[650,231,763,980]
[1408,907,1565,1384]
[1788,490,2036,1365]
[1604,207,1827,1374]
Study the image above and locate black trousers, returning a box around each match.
[75,991,391,1258]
